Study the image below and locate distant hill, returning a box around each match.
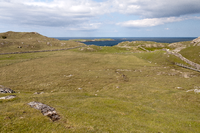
[0,31,85,53]
[0,31,55,40]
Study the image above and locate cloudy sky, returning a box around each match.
[0,0,200,37]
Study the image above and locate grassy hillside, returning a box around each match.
[180,46,200,64]
[0,31,85,53]
[0,33,200,132]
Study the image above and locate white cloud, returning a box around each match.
[0,0,110,30]
[117,17,185,27]
[67,22,102,30]
[0,0,200,31]
[111,0,200,18]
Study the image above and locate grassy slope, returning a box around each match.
[180,46,200,64]
[0,31,85,53]
[0,46,200,132]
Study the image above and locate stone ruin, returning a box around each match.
[28,101,60,122]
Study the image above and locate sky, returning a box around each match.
[0,0,200,37]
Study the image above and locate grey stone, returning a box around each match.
[0,85,15,93]
[28,101,60,121]
[0,95,16,100]
[194,89,200,94]
[33,92,44,95]
[186,89,200,94]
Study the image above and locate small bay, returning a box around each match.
[54,37,196,46]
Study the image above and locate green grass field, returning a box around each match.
[0,32,200,132]
[1,48,200,133]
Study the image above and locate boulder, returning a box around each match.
[0,95,16,100]
[0,85,15,93]
[194,89,200,94]
[28,101,60,121]
[33,92,44,95]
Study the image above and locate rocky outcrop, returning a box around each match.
[191,37,200,46]
[28,101,60,121]
[0,85,15,93]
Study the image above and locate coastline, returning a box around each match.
[69,38,115,42]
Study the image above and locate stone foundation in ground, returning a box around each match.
[28,101,60,121]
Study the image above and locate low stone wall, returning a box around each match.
[166,50,200,70]
[175,63,200,72]
[0,46,85,55]
[138,46,150,52]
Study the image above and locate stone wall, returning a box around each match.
[0,46,85,55]
[166,50,200,70]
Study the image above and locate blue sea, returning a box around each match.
[54,37,196,46]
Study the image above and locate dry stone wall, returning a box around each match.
[166,50,200,71]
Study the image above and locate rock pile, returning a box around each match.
[28,101,60,121]
[0,85,15,93]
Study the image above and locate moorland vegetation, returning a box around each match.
[0,31,200,133]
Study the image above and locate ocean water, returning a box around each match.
[54,37,196,46]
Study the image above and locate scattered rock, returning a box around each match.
[194,89,200,94]
[175,87,183,90]
[64,74,73,77]
[34,92,44,95]
[28,101,60,121]
[182,72,190,78]
[0,85,15,93]
[0,95,16,100]
[186,89,200,93]
[116,69,132,72]
[186,89,194,92]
